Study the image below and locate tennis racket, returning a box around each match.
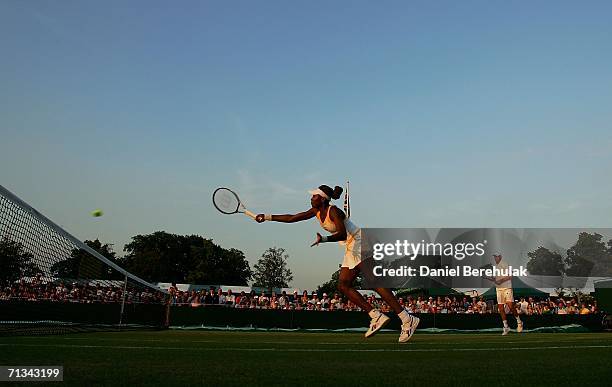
[212,187,256,219]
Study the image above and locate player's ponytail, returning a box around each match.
[331,186,343,200]
[316,185,343,201]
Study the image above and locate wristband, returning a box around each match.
[264,214,272,221]
[320,235,329,243]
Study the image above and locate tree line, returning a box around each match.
[0,231,293,290]
[526,232,612,277]
[6,230,606,291]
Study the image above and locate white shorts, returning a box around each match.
[496,288,514,304]
[341,231,361,270]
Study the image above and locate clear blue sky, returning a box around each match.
[2,1,612,289]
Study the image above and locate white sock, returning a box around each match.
[503,320,509,328]
[368,309,381,319]
[516,316,522,323]
[398,310,411,324]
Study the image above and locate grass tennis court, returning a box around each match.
[2,331,612,386]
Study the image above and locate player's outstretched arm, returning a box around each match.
[256,208,316,223]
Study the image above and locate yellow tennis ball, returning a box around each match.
[91,209,104,217]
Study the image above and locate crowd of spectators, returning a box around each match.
[0,276,600,315]
[169,286,600,315]
[516,296,596,315]
[0,276,166,304]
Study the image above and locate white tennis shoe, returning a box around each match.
[365,312,390,338]
[398,315,420,343]
[502,326,511,335]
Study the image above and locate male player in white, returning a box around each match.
[487,253,523,335]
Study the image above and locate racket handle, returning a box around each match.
[244,210,256,219]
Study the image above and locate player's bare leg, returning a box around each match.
[498,303,511,335]
[373,288,403,314]
[507,302,523,332]
[338,267,390,338]
[338,267,371,311]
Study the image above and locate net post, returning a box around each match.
[343,180,350,219]
[119,272,128,328]
[164,297,171,329]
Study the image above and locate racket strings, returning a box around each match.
[213,189,240,214]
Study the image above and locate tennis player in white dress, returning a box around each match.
[256,184,420,342]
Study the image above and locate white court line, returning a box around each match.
[53,337,604,346]
[2,343,612,352]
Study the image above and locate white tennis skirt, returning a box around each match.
[341,230,361,269]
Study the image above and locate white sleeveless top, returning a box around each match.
[316,205,360,245]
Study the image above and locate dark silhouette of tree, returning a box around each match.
[252,247,293,291]
[121,231,252,284]
[526,246,565,276]
[0,237,38,285]
[565,232,606,277]
[51,239,121,280]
